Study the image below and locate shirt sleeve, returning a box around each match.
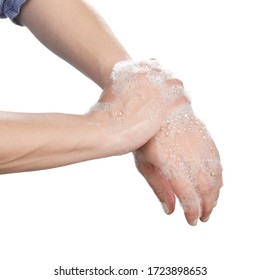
[0,0,29,25]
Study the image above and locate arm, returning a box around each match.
[17,0,130,88]
[0,60,185,173]
[1,0,130,173]
[1,0,184,173]
[0,112,114,173]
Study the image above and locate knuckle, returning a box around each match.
[173,78,184,87]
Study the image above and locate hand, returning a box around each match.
[134,102,223,226]
[88,59,186,156]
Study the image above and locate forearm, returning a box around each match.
[18,0,130,88]
[0,111,115,173]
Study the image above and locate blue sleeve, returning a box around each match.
[0,0,29,25]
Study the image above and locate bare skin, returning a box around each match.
[0,0,223,225]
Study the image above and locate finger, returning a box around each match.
[203,158,223,206]
[200,191,214,222]
[169,178,201,226]
[135,160,176,214]
[200,170,224,221]
[213,172,224,207]
[198,173,215,222]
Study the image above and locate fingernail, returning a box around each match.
[201,216,210,223]
[162,202,169,214]
[191,218,198,226]
[214,200,218,207]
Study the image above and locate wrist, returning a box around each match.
[99,53,131,89]
[82,110,126,158]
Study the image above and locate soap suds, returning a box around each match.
[90,59,187,136]
[152,103,222,213]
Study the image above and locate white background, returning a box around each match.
[1,0,259,279]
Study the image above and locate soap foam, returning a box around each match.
[90,59,187,137]
[110,59,185,101]
[153,103,222,213]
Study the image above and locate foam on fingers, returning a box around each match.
[152,103,222,217]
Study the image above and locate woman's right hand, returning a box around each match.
[88,59,186,156]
